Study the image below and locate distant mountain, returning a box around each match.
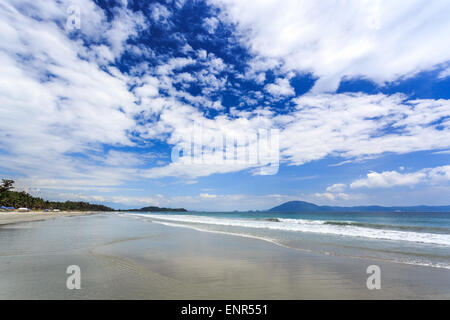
[269,201,323,212]
[268,201,450,213]
[123,206,187,212]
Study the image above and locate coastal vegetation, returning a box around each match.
[0,179,187,212]
[0,179,113,211]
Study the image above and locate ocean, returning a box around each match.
[121,211,450,270]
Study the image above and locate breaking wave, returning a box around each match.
[128,213,450,246]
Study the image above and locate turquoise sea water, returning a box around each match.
[121,211,450,269]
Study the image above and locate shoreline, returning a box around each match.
[148,220,450,271]
[0,213,448,299]
[0,210,100,226]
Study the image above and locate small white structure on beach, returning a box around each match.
[18,208,30,212]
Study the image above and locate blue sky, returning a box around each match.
[0,0,449,211]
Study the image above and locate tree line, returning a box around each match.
[0,179,114,211]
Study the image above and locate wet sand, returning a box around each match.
[0,213,449,299]
[0,211,99,226]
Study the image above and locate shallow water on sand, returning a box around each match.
[126,211,450,270]
[0,213,449,299]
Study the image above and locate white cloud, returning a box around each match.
[198,49,208,60]
[149,2,172,23]
[132,91,450,179]
[314,192,334,200]
[0,0,146,187]
[264,78,295,97]
[280,93,450,165]
[211,0,450,92]
[326,183,347,193]
[1,0,450,198]
[107,6,147,57]
[203,17,219,34]
[26,190,301,211]
[439,66,450,79]
[433,150,450,155]
[156,57,195,75]
[200,193,217,199]
[101,150,146,167]
[350,165,450,189]
[314,192,350,201]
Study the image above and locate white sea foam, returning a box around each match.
[128,213,450,246]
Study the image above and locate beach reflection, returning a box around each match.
[0,214,449,299]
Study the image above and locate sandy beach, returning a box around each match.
[0,213,449,299]
[0,211,98,226]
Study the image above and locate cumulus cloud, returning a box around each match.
[1,0,450,210]
[133,90,450,179]
[2,2,450,185]
[439,66,450,79]
[113,90,450,180]
[0,0,144,187]
[280,93,450,165]
[264,78,295,97]
[314,192,350,201]
[28,190,302,211]
[211,0,450,92]
[203,17,219,34]
[350,165,450,189]
[200,193,217,199]
[149,2,172,23]
[326,183,347,193]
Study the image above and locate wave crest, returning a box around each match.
[128,213,450,246]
